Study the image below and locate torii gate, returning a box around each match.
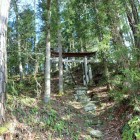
[51,51,96,86]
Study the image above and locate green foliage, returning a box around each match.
[123,69,140,93]
[54,121,66,135]
[122,123,133,140]
[45,109,57,127]
[111,74,124,87]
[71,132,80,140]
[0,127,8,135]
[5,0,140,139]
[98,34,111,52]
[133,95,140,113]
[8,3,36,76]
[109,66,140,103]
[7,80,18,96]
[122,116,140,140]
[109,90,126,103]
[109,74,127,102]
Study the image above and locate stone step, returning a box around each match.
[84,101,97,112]
[87,127,103,139]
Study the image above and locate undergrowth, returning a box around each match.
[122,116,140,140]
[5,76,82,139]
[6,93,81,139]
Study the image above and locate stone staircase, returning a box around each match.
[74,86,103,139]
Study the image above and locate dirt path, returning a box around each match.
[4,75,133,140]
[50,85,132,140]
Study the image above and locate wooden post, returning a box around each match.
[83,75,86,86]
[82,62,86,85]
[88,64,93,84]
[65,58,68,71]
[84,56,89,85]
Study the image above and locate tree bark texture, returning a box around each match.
[44,0,51,103]
[126,0,140,48]
[56,0,63,94]
[0,0,11,124]
[58,30,63,94]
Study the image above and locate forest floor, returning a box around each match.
[1,72,133,140]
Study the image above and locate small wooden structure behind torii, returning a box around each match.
[51,51,96,86]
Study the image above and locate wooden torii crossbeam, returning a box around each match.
[51,51,96,57]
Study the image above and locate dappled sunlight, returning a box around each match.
[3,70,136,139]
[7,94,38,108]
[4,67,137,140]
[68,101,83,109]
[0,0,138,139]
[61,114,74,121]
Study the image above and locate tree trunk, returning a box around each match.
[58,30,63,94]
[18,41,23,80]
[56,0,63,95]
[44,0,51,103]
[0,0,11,124]
[33,0,39,76]
[126,0,140,48]
[13,0,23,81]
[124,0,140,67]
